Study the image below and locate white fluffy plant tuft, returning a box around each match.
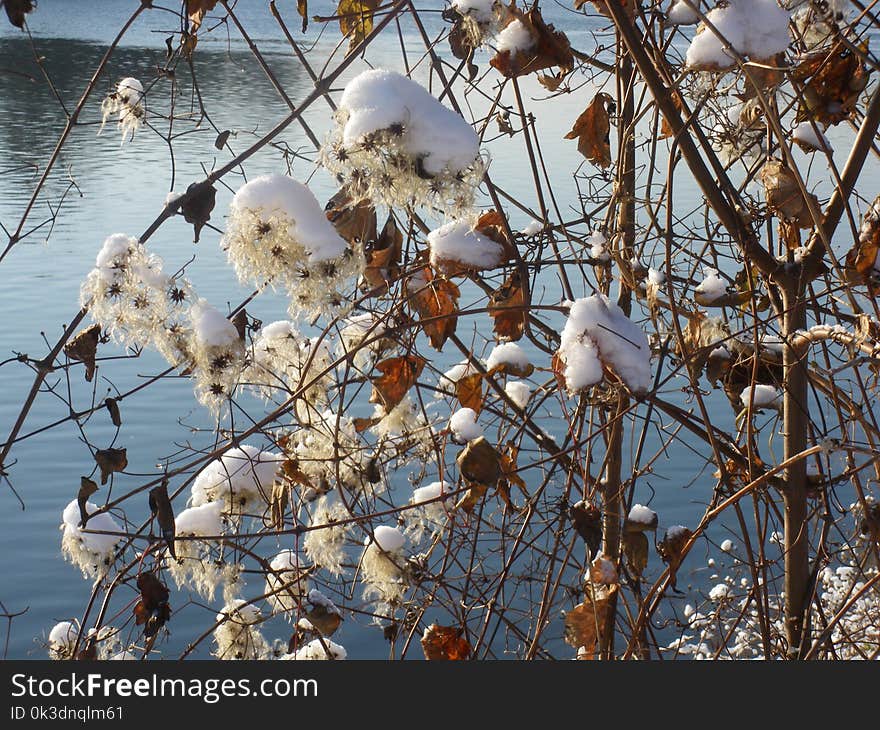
[213,600,269,660]
[222,174,365,319]
[321,69,486,214]
[100,77,145,144]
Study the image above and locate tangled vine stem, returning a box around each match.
[3,1,880,661]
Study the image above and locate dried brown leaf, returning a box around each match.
[563,583,619,659]
[77,477,98,528]
[369,355,426,412]
[421,624,471,660]
[456,372,484,413]
[64,324,101,382]
[565,93,612,168]
[133,572,171,638]
[94,447,127,485]
[488,272,527,342]
[149,482,176,560]
[363,214,402,292]
[657,526,693,590]
[181,181,216,243]
[569,501,601,560]
[489,7,573,79]
[3,0,33,29]
[793,42,870,126]
[760,159,819,229]
[408,267,460,350]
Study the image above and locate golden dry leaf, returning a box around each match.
[421,624,471,660]
[94,447,127,485]
[269,481,288,530]
[455,481,489,514]
[408,267,460,351]
[538,70,567,92]
[489,7,573,79]
[569,501,601,559]
[622,531,649,579]
[64,324,101,382]
[297,0,308,32]
[760,159,819,229]
[845,196,880,291]
[353,416,382,433]
[498,443,527,510]
[369,355,426,412]
[563,583,619,659]
[488,272,527,342]
[363,215,402,292]
[3,0,33,29]
[457,436,501,486]
[337,0,379,54]
[792,42,870,126]
[456,372,484,413]
[77,477,98,528]
[149,482,176,560]
[447,9,482,79]
[565,93,612,168]
[474,209,514,263]
[186,0,219,31]
[281,459,315,490]
[659,90,684,140]
[657,526,693,590]
[488,360,534,378]
[325,187,377,246]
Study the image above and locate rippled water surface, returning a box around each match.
[1,1,867,659]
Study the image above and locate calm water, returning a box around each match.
[0,2,868,659]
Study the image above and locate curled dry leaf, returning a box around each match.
[2,0,34,29]
[408,266,460,351]
[845,195,880,292]
[214,129,231,150]
[77,477,98,528]
[563,583,619,660]
[148,481,176,560]
[565,93,613,169]
[336,0,379,54]
[186,0,219,32]
[456,436,501,513]
[269,481,288,530]
[657,526,693,590]
[488,271,526,342]
[456,372,484,413]
[133,572,172,638]
[498,442,527,506]
[369,355,426,412]
[306,603,342,637]
[94,447,128,485]
[489,6,573,79]
[64,324,101,382]
[364,214,402,292]
[792,42,870,126]
[181,181,216,243]
[297,0,308,33]
[446,7,482,80]
[474,209,515,263]
[325,187,377,246]
[760,159,819,229]
[569,501,601,560]
[104,397,122,427]
[622,531,649,579]
[421,624,471,660]
[281,458,315,491]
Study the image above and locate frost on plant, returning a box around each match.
[100,77,145,144]
[264,549,308,616]
[244,320,332,419]
[189,445,283,521]
[361,526,408,613]
[303,496,352,577]
[59,499,122,579]
[321,69,486,213]
[222,174,364,319]
[213,600,269,660]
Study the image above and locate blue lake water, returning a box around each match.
[0,1,871,659]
